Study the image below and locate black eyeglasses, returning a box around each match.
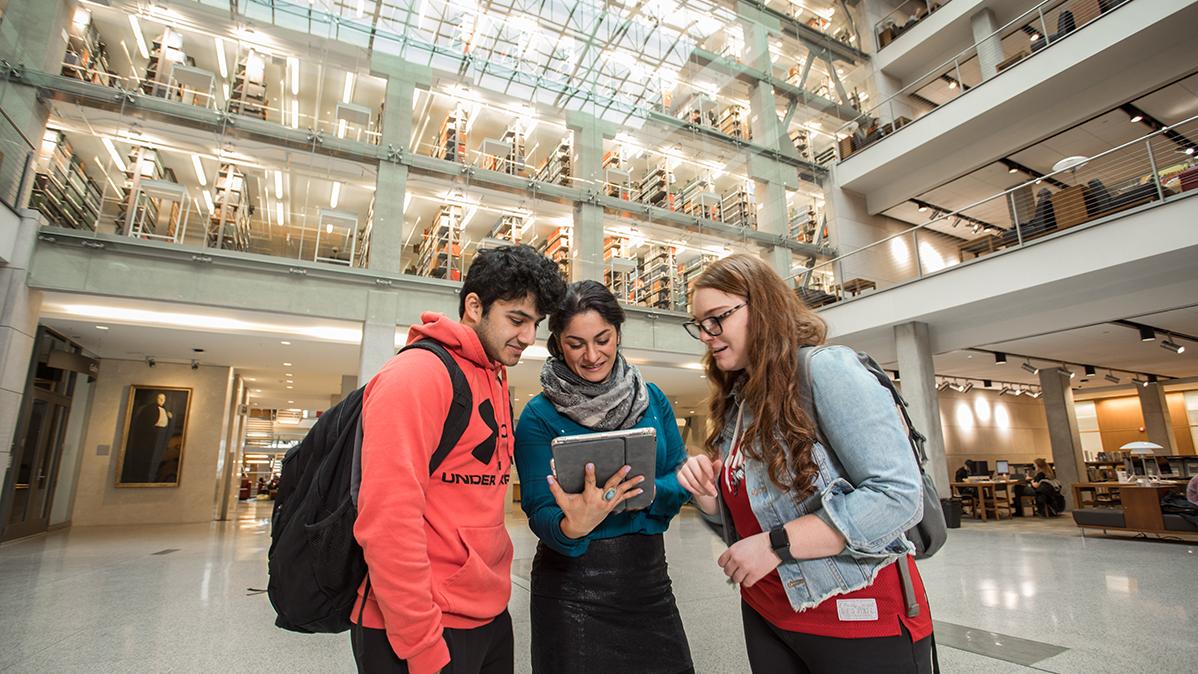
[683,303,746,339]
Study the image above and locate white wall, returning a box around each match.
[71,359,234,526]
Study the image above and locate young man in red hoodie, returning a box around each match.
[352,245,566,674]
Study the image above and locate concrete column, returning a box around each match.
[894,322,949,497]
[359,290,399,383]
[0,210,45,506]
[756,176,792,279]
[1137,382,1178,453]
[1038,369,1085,508]
[970,8,1002,82]
[565,112,614,282]
[368,57,430,275]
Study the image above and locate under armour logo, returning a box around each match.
[472,400,498,466]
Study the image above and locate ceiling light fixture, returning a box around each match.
[330,181,341,209]
[1129,114,1143,123]
[947,79,958,90]
[1021,360,1039,375]
[983,379,992,388]
[1083,364,1096,378]
[214,37,228,79]
[1160,336,1184,354]
[202,190,215,213]
[994,352,1007,365]
[1139,326,1155,341]
[102,137,127,173]
[342,72,355,103]
[275,170,284,198]
[1104,371,1120,384]
[129,15,149,60]
[192,155,207,186]
[1008,166,1019,174]
[276,201,284,225]
[936,379,950,392]
[999,386,1013,396]
[1143,374,1158,387]
[960,381,974,393]
[288,56,300,96]
[1057,364,1075,379]
[917,204,928,213]
[291,99,300,129]
[96,325,109,330]
[1029,389,1044,399]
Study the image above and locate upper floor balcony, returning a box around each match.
[832,0,1198,214]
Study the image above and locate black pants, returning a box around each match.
[1013,483,1057,516]
[350,611,513,674]
[740,601,933,674]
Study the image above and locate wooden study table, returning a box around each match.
[951,479,1016,521]
[1072,482,1124,508]
[834,277,878,297]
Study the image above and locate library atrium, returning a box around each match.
[1,0,1196,672]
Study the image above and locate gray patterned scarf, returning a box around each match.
[539,353,649,431]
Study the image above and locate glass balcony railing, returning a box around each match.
[874,0,953,50]
[838,0,1132,160]
[798,114,1198,307]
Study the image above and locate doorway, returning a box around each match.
[1,328,84,541]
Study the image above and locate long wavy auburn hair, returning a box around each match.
[695,254,828,499]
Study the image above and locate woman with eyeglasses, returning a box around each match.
[676,255,935,673]
[514,280,694,674]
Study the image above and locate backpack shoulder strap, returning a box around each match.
[399,340,474,475]
[351,340,475,505]
[797,346,928,469]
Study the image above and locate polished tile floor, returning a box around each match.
[1,502,1195,673]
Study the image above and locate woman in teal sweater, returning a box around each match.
[515,280,693,673]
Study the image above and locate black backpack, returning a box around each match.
[267,340,473,633]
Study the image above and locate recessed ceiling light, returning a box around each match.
[281,341,292,345]
[1129,114,1143,123]
[283,362,293,367]
[288,400,294,404]
[285,373,294,377]
[245,377,255,382]
[286,385,294,389]
[1008,166,1018,174]
[95,325,109,330]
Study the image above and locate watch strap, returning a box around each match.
[769,525,795,563]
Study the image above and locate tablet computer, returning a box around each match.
[551,427,656,513]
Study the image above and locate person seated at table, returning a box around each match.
[954,462,977,499]
[1012,458,1061,517]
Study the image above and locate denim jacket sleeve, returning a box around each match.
[808,347,923,558]
[513,403,590,557]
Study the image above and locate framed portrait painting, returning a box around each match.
[116,385,192,487]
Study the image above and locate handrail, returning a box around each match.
[821,111,1198,268]
[838,0,1128,146]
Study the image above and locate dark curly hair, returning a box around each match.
[547,280,625,358]
[460,244,566,319]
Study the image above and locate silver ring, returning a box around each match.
[603,488,617,502]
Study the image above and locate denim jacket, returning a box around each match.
[704,346,923,612]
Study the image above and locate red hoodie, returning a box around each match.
[352,312,515,674]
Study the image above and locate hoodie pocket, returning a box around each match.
[437,523,514,619]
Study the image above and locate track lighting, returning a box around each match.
[917,204,928,213]
[994,352,1006,365]
[960,381,974,393]
[191,359,200,370]
[1144,374,1158,387]
[1160,336,1184,354]
[998,387,1013,396]
[1021,360,1039,375]
[936,380,950,392]
[1129,114,1143,123]
[1104,371,1120,384]
[1028,389,1044,399]
[146,357,156,368]
[1056,364,1075,379]
[1139,326,1155,341]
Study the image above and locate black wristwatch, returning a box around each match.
[769,526,795,564]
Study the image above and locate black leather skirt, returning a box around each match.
[530,533,693,674]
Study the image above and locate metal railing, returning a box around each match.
[0,82,36,212]
[874,0,952,51]
[838,0,1131,160]
[799,114,1198,307]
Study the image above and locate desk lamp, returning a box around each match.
[1120,441,1163,482]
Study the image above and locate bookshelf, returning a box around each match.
[482,126,525,175]
[29,130,101,231]
[603,236,636,302]
[208,163,250,251]
[228,50,268,120]
[636,162,674,209]
[536,137,572,186]
[788,205,818,243]
[62,10,111,86]
[637,244,677,310]
[602,151,632,200]
[676,254,715,312]
[539,226,571,278]
[488,214,524,244]
[117,146,183,238]
[142,28,190,99]
[435,106,469,163]
[789,128,810,159]
[718,104,751,141]
[678,177,721,221]
[417,204,464,280]
[721,184,756,230]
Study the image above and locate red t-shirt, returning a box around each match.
[721,454,932,640]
